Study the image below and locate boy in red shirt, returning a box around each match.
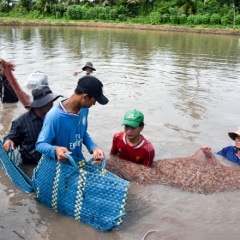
[110,109,155,167]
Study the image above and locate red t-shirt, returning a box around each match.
[110,131,155,167]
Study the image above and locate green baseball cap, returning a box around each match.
[122,109,144,128]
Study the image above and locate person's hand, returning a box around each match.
[92,146,104,161]
[55,146,72,162]
[3,140,15,153]
[201,146,211,152]
[73,72,78,76]
[201,146,211,157]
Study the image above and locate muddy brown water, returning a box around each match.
[0,26,240,240]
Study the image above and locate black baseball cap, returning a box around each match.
[76,76,108,105]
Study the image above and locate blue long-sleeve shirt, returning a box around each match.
[217,146,240,165]
[36,99,97,160]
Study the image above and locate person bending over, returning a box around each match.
[36,76,108,162]
[3,86,62,164]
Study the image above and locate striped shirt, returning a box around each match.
[3,109,43,164]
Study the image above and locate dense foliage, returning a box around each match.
[0,0,239,27]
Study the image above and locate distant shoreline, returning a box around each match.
[0,17,239,36]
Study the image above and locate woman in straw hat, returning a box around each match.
[201,127,240,165]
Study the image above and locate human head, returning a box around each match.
[82,62,96,73]
[122,109,144,128]
[25,86,62,108]
[228,127,240,141]
[75,76,108,105]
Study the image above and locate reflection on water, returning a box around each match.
[0,168,50,240]
[0,26,240,240]
[0,103,21,137]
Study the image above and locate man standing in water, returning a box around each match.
[3,85,62,164]
[73,62,96,77]
[36,76,108,162]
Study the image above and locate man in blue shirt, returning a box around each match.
[201,127,240,165]
[36,76,109,162]
[216,127,240,165]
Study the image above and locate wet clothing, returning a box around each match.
[217,146,240,165]
[36,99,97,160]
[110,131,155,167]
[0,73,18,103]
[3,109,43,164]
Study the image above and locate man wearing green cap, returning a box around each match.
[110,109,155,167]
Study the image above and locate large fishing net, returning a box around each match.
[0,58,30,106]
[103,148,240,194]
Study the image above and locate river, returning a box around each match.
[0,26,240,240]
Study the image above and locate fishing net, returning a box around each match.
[0,58,30,106]
[103,148,240,194]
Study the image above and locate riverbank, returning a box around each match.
[0,17,239,35]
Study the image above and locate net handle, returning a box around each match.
[64,153,78,169]
[64,153,106,169]
[88,157,106,168]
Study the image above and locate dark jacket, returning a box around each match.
[0,73,18,103]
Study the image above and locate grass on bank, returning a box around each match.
[0,12,239,34]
